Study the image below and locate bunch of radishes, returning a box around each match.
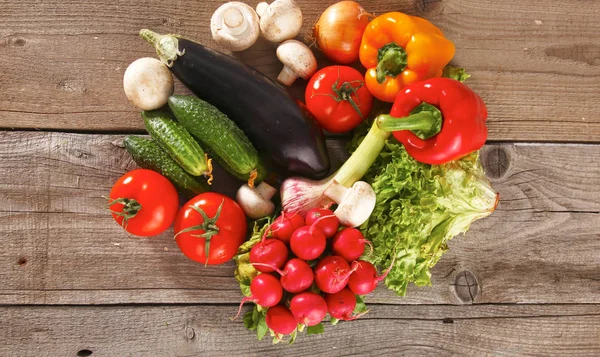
[236,208,392,341]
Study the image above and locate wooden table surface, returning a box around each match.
[1,0,599,356]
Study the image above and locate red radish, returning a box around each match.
[325,288,362,320]
[332,228,373,262]
[347,259,394,295]
[305,208,339,238]
[314,255,358,294]
[280,258,314,293]
[233,274,282,319]
[290,292,328,326]
[270,213,305,243]
[251,258,314,294]
[290,226,326,260]
[266,305,298,335]
[250,239,288,273]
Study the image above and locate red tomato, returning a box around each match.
[305,66,373,133]
[108,169,178,237]
[175,192,247,265]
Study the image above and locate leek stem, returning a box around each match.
[333,120,390,187]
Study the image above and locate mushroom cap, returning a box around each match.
[123,57,173,111]
[333,181,376,227]
[259,0,303,43]
[236,184,276,220]
[276,40,317,80]
[211,2,260,51]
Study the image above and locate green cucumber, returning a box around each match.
[168,95,266,186]
[142,110,212,180]
[124,136,209,197]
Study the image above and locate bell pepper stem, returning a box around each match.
[376,42,408,83]
[376,112,436,132]
[376,103,442,140]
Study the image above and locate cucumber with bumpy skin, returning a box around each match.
[168,95,266,187]
[142,110,212,181]
[124,136,209,197]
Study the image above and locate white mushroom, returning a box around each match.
[123,57,174,111]
[256,0,303,43]
[323,180,376,227]
[210,2,260,51]
[236,182,278,219]
[276,40,317,86]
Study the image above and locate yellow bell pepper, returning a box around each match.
[359,12,455,102]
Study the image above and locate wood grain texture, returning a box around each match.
[1,0,599,141]
[1,304,599,357]
[0,131,598,305]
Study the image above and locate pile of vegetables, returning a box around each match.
[106,0,499,345]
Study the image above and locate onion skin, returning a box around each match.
[313,1,370,64]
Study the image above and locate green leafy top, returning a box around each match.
[234,217,272,295]
[442,66,471,82]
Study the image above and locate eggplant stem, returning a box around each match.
[139,29,185,67]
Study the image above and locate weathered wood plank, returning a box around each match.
[1,304,599,357]
[1,0,599,141]
[0,131,598,305]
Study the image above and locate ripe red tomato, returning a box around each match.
[175,192,247,265]
[108,169,179,237]
[305,66,373,133]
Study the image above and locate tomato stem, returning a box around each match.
[311,68,368,120]
[106,197,142,229]
[174,199,225,266]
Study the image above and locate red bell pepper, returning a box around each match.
[376,77,488,164]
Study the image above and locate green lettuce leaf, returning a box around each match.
[351,131,498,296]
[442,66,471,82]
[234,217,272,286]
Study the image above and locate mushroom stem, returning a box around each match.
[275,40,317,86]
[236,182,277,219]
[223,7,247,35]
[323,180,348,203]
[255,181,277,200]
[324,180,376,227]
[277,66,299,86]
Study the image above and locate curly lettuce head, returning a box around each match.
[355,137,498,296]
